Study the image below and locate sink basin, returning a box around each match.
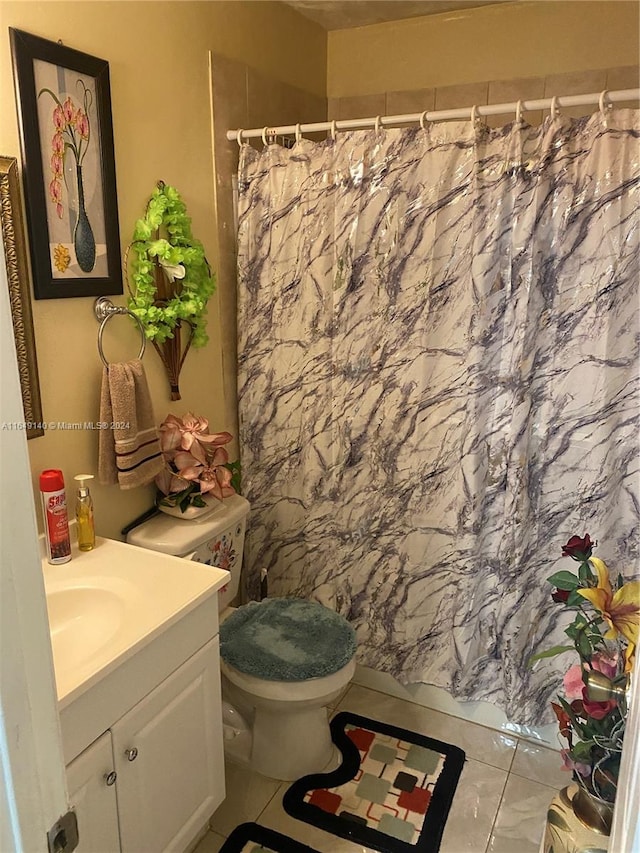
[42,533,230,707]
[46,584,129,670]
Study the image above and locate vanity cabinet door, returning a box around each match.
[66,730,121,853]
[111,637,225,853]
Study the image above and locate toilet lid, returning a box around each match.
[219,598,357,682]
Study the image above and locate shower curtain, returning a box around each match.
[236,109,640,724]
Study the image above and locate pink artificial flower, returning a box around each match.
[563,664,585,701]
[52,132,65,154]
[155,468,190,496]
[53,104,65,131]
[62,97,75,125]
[582,697,617,720]
[560,748,591,778]
[76,109,89,139]
[50,152,63,176]
[199,464,235,500]
[172,450,202,476]
[590,652,618,681]
[158,413,232,465]
[172,450,234,501]
[49,178,62,203]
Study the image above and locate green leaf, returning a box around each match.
[547,570,580,591]
[565,616,588,640]
[578,561,594,582]
[577,630,592,660]
[567,589,586,607]
[225,460,242,494]
[571,740,593,760]
[528,645,575,665]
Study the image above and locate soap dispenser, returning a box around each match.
[74,474,95,551]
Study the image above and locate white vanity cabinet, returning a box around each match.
[46,534,230,852]
[66,637,225,853]
[112,636,224,852]
[67,731,120,853]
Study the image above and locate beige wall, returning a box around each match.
[328,1,640,98]
[0,1,326,540]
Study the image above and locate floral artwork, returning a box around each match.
[11,29,122,297]
[531,534,639,805]
[39,80,96,273]
[155,413,239,512]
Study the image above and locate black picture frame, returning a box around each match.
[10,28,122,299]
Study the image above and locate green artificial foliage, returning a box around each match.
[126,183,215,347]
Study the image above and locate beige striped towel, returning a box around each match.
[98,359,164,489]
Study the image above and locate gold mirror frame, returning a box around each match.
[0,155,43,439]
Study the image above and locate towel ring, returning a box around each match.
[94,297,146,369]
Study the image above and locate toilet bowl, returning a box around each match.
[126,496,357,781]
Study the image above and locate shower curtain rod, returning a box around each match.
[227,88,640,142]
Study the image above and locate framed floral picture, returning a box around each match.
[10,28,122,299]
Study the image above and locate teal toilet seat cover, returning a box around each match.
[219,598,357,681]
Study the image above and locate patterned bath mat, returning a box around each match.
[219,822,319,852]
[283,712,465,853]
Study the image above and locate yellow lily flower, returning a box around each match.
[624,641,635,673]
[577,557,640,657]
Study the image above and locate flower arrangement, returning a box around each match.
[155,413,238,512]
[39,82,92,221]
[531,534,639,805]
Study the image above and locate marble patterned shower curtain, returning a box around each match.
[236,110,640,724]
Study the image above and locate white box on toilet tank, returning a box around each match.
[126,495,250,611]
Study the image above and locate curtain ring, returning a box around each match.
[295,123,302,143]
[261,126,270,146]
[550,96,560,120]
[374,115,382,134]
[236,129,244,148]
[515,100,524,125]
[470,104,479,124]
[330,120,337,141]
[419,110,429,131]
[599,90,611,117]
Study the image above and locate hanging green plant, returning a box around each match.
[126,181,216,399]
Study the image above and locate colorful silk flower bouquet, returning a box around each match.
[155,413,237,512]
[531,534,639,805]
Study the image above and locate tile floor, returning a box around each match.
[194,684,567,853]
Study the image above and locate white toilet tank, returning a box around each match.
[126,495,250,611]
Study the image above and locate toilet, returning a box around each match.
[126,495,357,781]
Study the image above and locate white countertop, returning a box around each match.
[42,535,229,708]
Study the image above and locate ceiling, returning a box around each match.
[283,1,511,30]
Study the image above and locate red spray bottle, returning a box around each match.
[39,469,72,564]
